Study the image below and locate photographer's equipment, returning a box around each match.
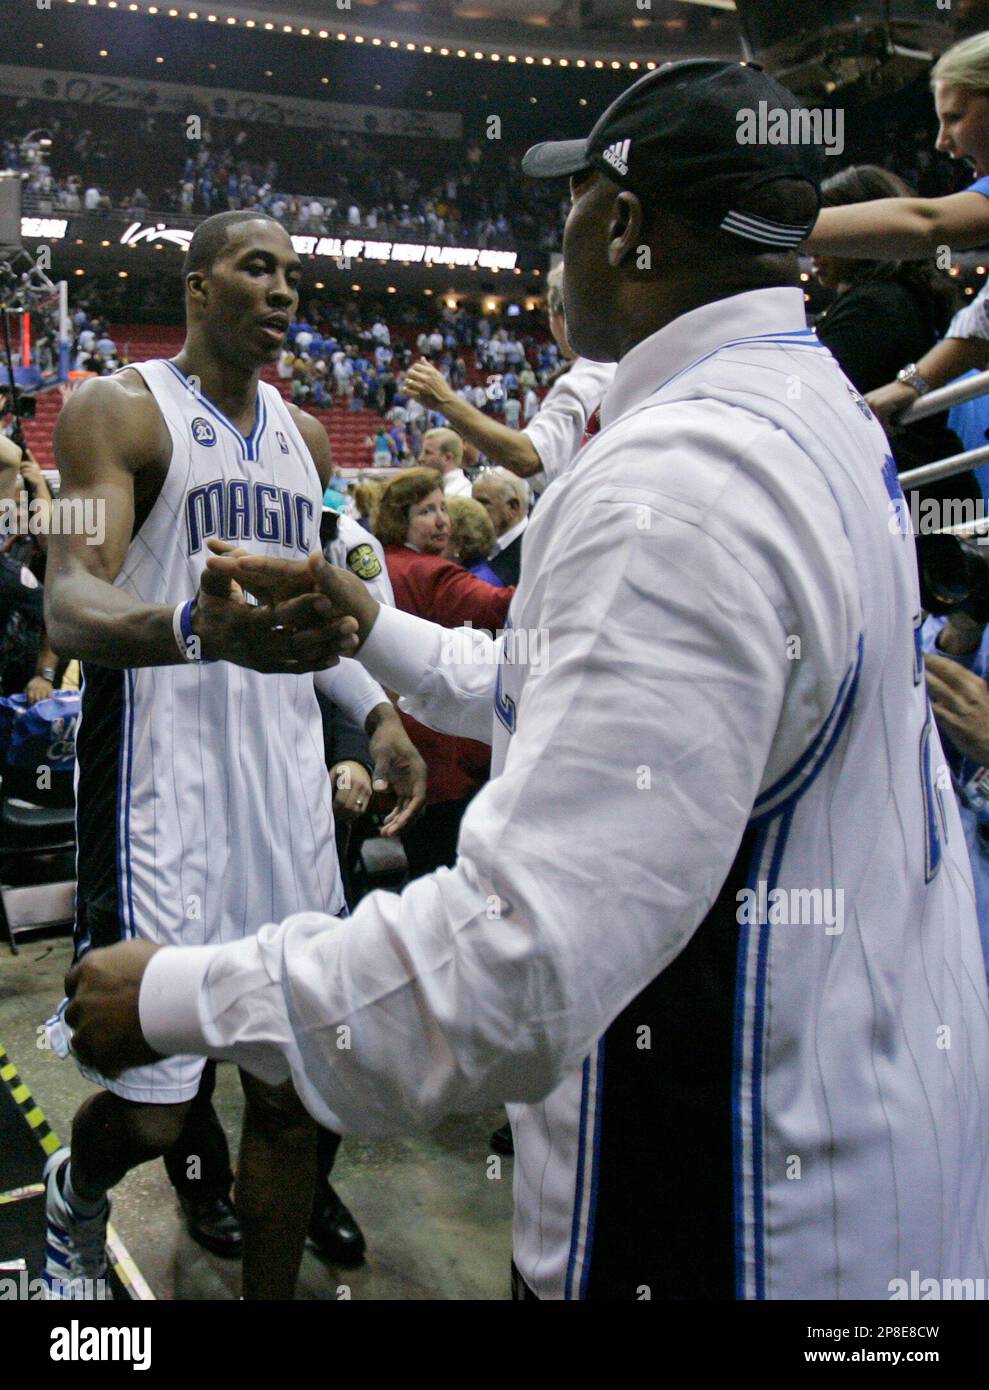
[0,248,57,455]
[916,532,989,623]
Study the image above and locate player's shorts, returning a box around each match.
[45,899,207,1105]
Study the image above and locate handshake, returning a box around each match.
[195,544,382,672]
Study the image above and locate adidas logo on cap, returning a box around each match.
[601,137,631,177]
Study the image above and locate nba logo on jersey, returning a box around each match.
[276,430,289,454]
[191,418,217,447]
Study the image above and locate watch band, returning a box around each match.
[896,363,931,397]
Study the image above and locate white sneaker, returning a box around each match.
[41,1147,113,1300]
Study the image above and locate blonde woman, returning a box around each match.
[806,31,989,419]
[353,479,383,534]
[444,495,502,586]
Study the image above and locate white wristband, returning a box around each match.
[172,599,203,662]
[172,600,187,660]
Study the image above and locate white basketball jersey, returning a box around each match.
[491,311,989,1299]
[74,360,344,958]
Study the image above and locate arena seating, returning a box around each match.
[22,324,380,470]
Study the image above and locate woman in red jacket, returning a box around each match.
[375,467,514,877]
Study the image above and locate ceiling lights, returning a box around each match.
[56,0,644,68]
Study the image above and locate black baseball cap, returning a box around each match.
[522,59,824,250]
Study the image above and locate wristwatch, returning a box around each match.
[896,363,932,397]
[39,666,56,683]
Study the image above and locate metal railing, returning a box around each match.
[896,370,989,490]
[900,368,989,425]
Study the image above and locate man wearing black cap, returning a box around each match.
[64,63,989,1301]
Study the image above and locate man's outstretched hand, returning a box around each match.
[64,941,165,1077]
[366,705,428,836]
[194,540,360,672]
[206,550,381,648]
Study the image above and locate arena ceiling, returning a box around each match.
[138,0,744,62]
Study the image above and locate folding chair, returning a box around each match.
[0,692,78,954]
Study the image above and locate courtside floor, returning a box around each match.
[0,931,512,1300]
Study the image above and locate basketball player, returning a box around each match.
[42,210,426,1300]
[67,64,989,1299]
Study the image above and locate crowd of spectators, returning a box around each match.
[45,286,553,474]
[167,129,526,252]
[6,101,565,256]
[6,79,974,267]
[273,294,553,459]
[67,309,127,377]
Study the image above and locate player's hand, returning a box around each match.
[64,941,165,1077]
[330,760,374,823]
[405,360,456,412]
[25,675,54,705]
[194,549,359,672]
[925,653,989,765]
[366,704,428,836]
[203,553,381,650]
[865,380,918,426]
[205,543,316,607]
